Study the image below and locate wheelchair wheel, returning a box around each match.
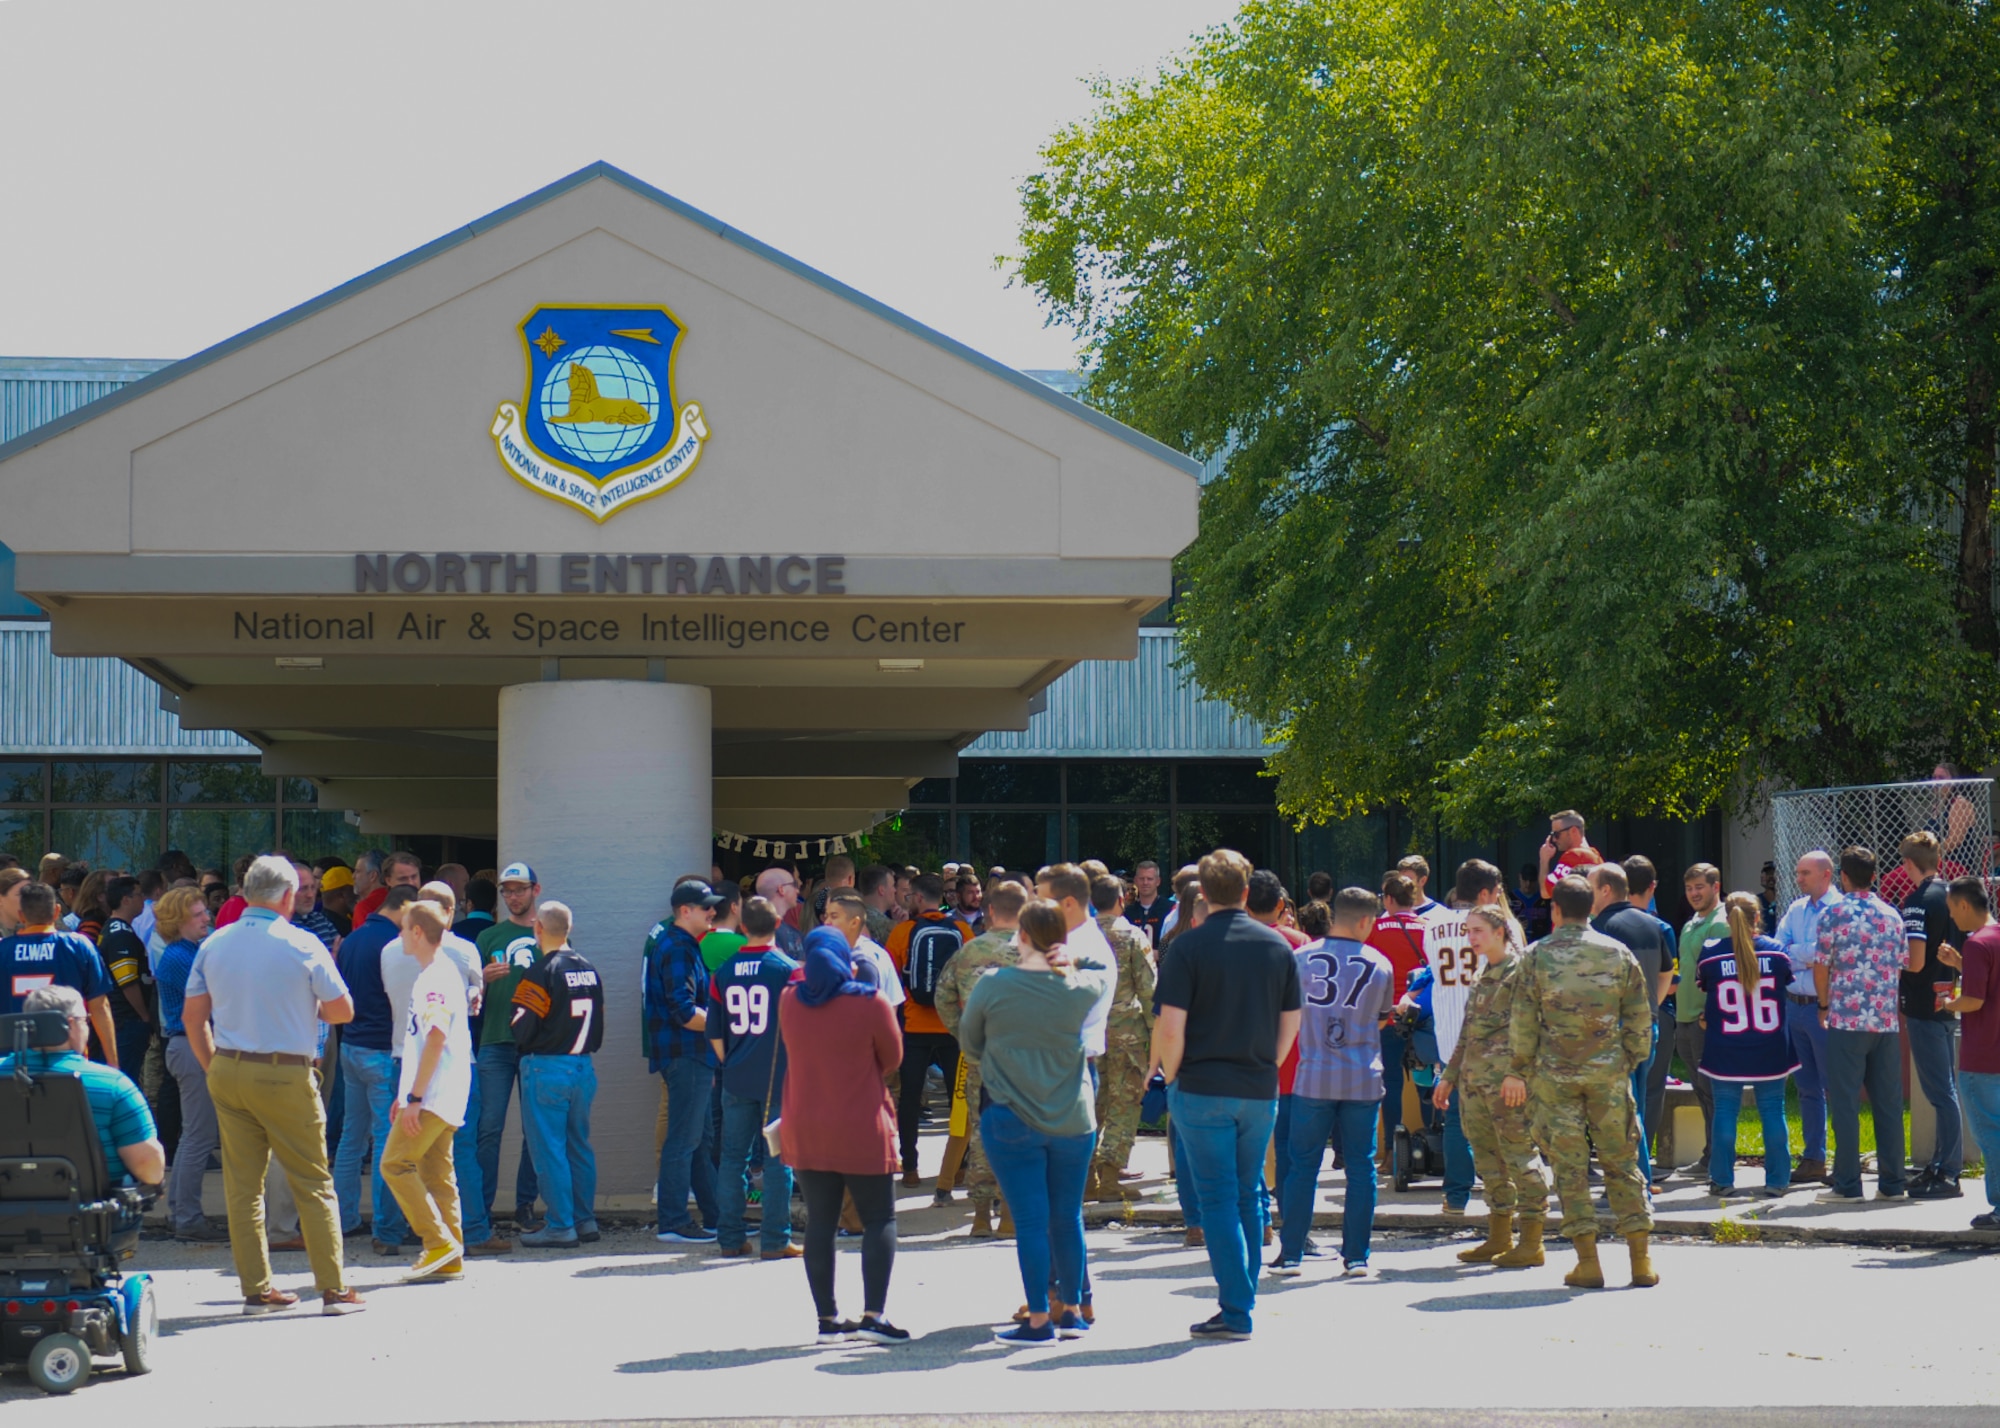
[122,1279,158,1376]
[1392,1127,1413,1192]
[28,1333,91,1394]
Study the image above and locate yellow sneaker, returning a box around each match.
[404,1242,465,1281]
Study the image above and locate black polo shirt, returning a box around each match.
[1155,908,1301,1099]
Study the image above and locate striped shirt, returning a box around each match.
[1422,906,1479,1064]
[0,1049,156,1184]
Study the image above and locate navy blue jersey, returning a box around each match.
[2,927,112,1013]
[709,946,801,1100]
[1695,936,1799,1082]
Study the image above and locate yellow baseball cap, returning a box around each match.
[320,866,354,891]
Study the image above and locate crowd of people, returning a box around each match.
[1,807,1995,1343]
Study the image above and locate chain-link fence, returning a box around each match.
[1771,778,1995,897]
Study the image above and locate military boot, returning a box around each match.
[1492,1217,1544,1267]
[1457,1211,1515,1263]
[970,1200,994,1239]
[1625,1231,1659,1288]
[1089,1165,1127,1204]
[1562,1231,1605,1289]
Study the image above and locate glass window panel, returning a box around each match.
[906,778,952,806]
[283,778,320,806]
[954,761,1060,805]
[167,759,276,805]
[1066,810,1169,873]
[0,810,44,864]
[1174,809,1277,870]
[1292,813,1392,897]
[283,811,382,868]
[1066,761,1169,805]
[864,811,950,872]
[0,759,45,804]
[165,810,277,874]
[51,761,159,805]
[1175,762,1275,806]
[957,810,1059,874]
[49,809,160,871]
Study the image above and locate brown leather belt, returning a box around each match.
[215,1048,312,1067]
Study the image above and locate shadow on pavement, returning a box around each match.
[1007,1339,1202,1371]
[815,1322,1033,1373]
[1851,1249,1983,1270]
[618,1343,827,1374]
[1409,1287,1577,1312]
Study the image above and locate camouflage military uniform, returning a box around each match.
[1507,923,1654,1238]
[1093,913,1157,1176]
[865,908,895,946]
[1443,949,1546,1224]
[933,927,1020,1206]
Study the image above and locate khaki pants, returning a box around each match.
[382,1109,463,1258]
[206,1055,346,1298]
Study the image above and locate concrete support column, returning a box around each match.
[498,679,711,1198]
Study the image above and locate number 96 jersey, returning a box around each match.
[1695,937,1801,1082]
[710,947,804,1099]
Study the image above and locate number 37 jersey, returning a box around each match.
[1695,936,1800,1082]
[710,947,803,1099]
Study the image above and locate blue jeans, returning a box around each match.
[656,1057,719,1233]
[1907,1018,1963,1179]
[717,1085,791,1254]
[980,1101,1093,1317]
[1440,1080,1474,1209]
[333,1044,408,1243]
[518,1055,597,1235]
[1957,1070,2000,1211]
[1825,1028,1906,1198]
[1281,1096,1377,1267]
[1629,1019,1657,1187]
[1168,1085,1276,1334]
[1170,1120,1200,1230]
[1708,1078,1790,1191]
[475,1042,539,1219]
[452,1068,491,1246]
[1786,997,1829,1162]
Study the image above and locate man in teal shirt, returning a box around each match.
[1,984,163,1188]
[1674,862,1728,1176]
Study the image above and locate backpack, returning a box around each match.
[902,917,964,1007]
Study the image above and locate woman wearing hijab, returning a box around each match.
[779,893,908,1345]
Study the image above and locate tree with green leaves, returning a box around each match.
[1015,0,2000,835]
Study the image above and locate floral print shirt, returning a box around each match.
[1816,891,1906,1034]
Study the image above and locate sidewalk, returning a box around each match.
[1083,1133,2000,1249]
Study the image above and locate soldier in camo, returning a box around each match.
[932,880,1027,1237]
[1504,874,1658,1289]
[1088,875,1156,1201]
[1435,902,1547,1266]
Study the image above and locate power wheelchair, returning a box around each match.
[0,1010,158,1393]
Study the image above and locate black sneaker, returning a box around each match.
[816,1317,859,1344]
[933,1188,954,1207]
[1970,1212,2000,1231]
[173,1218,228,1243]
[1189,1313,1252,1341]
[853,1317,910,1345]
[1911,1177,1964,1201]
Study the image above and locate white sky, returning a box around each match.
[0,0,1234,371]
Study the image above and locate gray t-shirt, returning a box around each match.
[185,907,348,1058]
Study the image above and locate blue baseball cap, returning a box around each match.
[498,862,537,887]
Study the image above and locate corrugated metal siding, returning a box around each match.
[0,623,255,754]
[965,629,1269,759]
[0,358,173,443]
[2,358,248,755]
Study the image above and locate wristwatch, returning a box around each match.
[408,1094,424,1104]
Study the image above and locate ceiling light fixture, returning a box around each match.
[877,658,925,673]
[275,656,324,671]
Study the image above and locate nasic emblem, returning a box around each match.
[489,305,710,521]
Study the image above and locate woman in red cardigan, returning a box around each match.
[779,899,908,1346]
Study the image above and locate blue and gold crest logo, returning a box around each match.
[489,304,709,521]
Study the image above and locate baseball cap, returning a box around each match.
[498,862,537,887]
[670,880,726,910]
[319,866,353,891]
